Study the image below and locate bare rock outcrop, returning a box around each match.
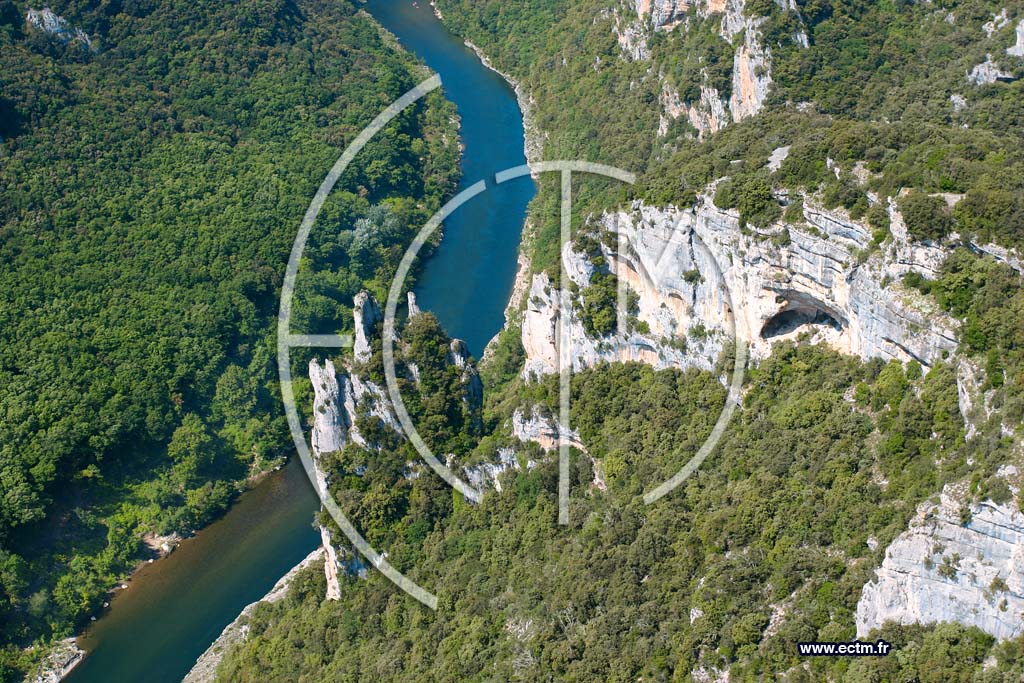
[406,291,421,318]
[983,8,1010,37]
[957,358,983,441]
[968,55,1014,85]
[730,21,772,122]
[856,477,1024,642]
[353,291,382,363]
[1009,19,1024,57]
[309,358,348,458]
[512,407,586,452]
[637,0,689,30]
[25,8,94,50]
[522,196,958,379]
[660,79,730,137]
[461,448,522,493]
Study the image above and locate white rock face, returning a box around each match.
[968,55,1014,85]
[957,358,983,440]
[347,373,401,445]
[715,0,746,41]
[665,80,731,137]
[650,0,689,29]
[462,447,521,492]
[626,0,787,133]
[730,23,772,122]
[407,291,421,318]
[353,291,382,363]
[1009,20,1024,57]
[521,198,959,378]
[319,527,342,601]
[857,483,1024,642]
[520,223,728,378]
[511,407,609,488]
[689,85,731,135]
[309,359,348,458]
[512,407,587,452]
[617,20,651,60]
[25,8,93,49]
[634,0,690,30]
[984,8,1010,37]
[308,358,347,600]
[766,146,790,172]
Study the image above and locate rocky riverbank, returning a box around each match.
[28,638,85,683]
[180,548,325,683]
[460,40,543,173]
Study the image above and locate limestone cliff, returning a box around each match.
[352,291,382,364]
[619,0,786,135]
[729,20,772,122]
[308,356,379,600]
[309,292,512,598]
[521,196,958,380]
[857,472,1024,642]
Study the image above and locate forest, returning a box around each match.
[5,0,1024,680]
[0,0,458,678]
[216,0,1024,681]
[219,342,1023,682]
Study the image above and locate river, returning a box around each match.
[366,0,534,356]
[64,3,533,682]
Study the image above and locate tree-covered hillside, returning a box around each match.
[0,0,457,678]
[436,0,1024,268]
[213,1,1024,681]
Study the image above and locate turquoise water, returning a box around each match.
[64,4,532,682]
[366,0,535,356]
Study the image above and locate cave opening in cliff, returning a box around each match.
[760,305,843,340]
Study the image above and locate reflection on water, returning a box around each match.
[366,0,536,357]
[66,460,318,683]
[67,3,533,680]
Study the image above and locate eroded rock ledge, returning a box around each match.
[857,471,1024,641]
[521,197,959,380]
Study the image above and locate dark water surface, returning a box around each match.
[65,3,532,682]
[66,460,319,683]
